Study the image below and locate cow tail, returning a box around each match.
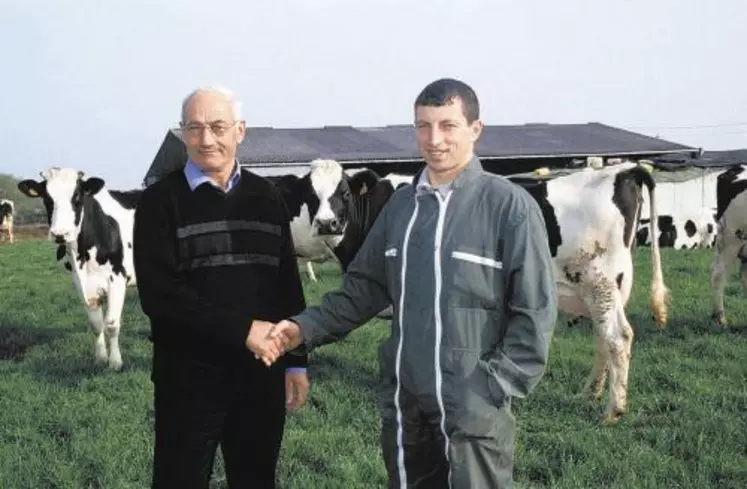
[638,167,670,327]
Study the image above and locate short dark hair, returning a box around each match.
[414,78,480,123]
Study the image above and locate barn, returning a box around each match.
[142,122,698,186]
[639,149,747,219]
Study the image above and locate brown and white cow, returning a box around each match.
[508,161,668,422]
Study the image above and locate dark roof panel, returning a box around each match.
[145,123,698,184]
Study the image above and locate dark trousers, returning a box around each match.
[150,349,286,489]
[380,396,516,489]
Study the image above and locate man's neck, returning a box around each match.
[427,155,473,186]
[204,162,236,190]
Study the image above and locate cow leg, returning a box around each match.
[709,239,740,326]
[305,261,318,282]
[582,333,609,402]
[69,265,107,365]
[582,276,632,422]
[104,278,126,371]
[85,305,108,365]
[605,300,634,423]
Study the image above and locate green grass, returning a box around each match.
[1,241,746,488]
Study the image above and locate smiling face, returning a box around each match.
[415,97,483,184]
[180,89,245,175]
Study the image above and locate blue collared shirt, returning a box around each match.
[183,159,306,375]
[183,158,242,192]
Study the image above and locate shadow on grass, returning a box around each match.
[0,320,63,362]
[22,330,154,388]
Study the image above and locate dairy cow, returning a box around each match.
[710,165,747,325]
[0,199,14,243]
[636,209,718,249]
[266,159,384,282]
[18,168,142,370]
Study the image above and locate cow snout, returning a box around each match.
[315,218,343,235]
[49,229,74,244]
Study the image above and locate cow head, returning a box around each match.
[301,159,380,237]
[18,167,105,244]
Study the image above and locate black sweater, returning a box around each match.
[133,168,308,369]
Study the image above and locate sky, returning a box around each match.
[2,0,745,189]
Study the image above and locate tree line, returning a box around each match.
[0,173,46,225]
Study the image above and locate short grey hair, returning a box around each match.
[180,85,244,122]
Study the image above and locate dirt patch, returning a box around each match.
[8,224,49,242]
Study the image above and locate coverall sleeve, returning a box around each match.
[272,190,309,370]
[486,203,558,404]
[289,202,391,352]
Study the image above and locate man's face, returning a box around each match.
[181,91,245,173]
[415,97,482,178]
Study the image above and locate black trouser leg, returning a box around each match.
[151,361,231,489]
[221,360,287,489]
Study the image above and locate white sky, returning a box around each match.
[2,0,745,188]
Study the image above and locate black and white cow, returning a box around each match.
[267,159,411,282]
[710,165,747,326]
[635,209,718,249]
[0,198,14,243]
[18,168,142,370]
[506,162,669,422]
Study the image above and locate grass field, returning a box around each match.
[1,239,746,489]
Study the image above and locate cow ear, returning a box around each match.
[82,177,105,195]
[18,180,43,198]
[348,170,380,197]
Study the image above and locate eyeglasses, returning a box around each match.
[180,120,240,138]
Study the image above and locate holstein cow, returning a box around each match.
[18,168,142,370]
[508,162,669,422]
[266,159,399,282]
[710,165,747,326]
[636,209,718,249]
[0,198,14,243]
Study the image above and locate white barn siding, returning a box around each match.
[639,168,720,220]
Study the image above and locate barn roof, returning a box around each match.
[651,148,747,169]
[144,122,698,185]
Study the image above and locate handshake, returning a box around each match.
[245,319,303,366]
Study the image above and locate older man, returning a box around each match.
[133,86,309,489]
[266,78,558,488]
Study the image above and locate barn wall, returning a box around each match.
[640,169,721,219]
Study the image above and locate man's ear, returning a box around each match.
[470,119,484,142]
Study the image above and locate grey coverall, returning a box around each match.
[291,156,558,488]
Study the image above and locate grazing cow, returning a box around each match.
[17,168,142,370]
[0,198,14,243]
[636,209,718,249]
[710,165,747,326]
[507,162,668,422]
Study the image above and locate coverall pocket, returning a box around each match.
[445,349,501,439]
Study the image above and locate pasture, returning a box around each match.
[0,238,745,489]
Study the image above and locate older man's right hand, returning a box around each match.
[246,320,283,366]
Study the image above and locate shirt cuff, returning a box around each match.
[285,367,307,374]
